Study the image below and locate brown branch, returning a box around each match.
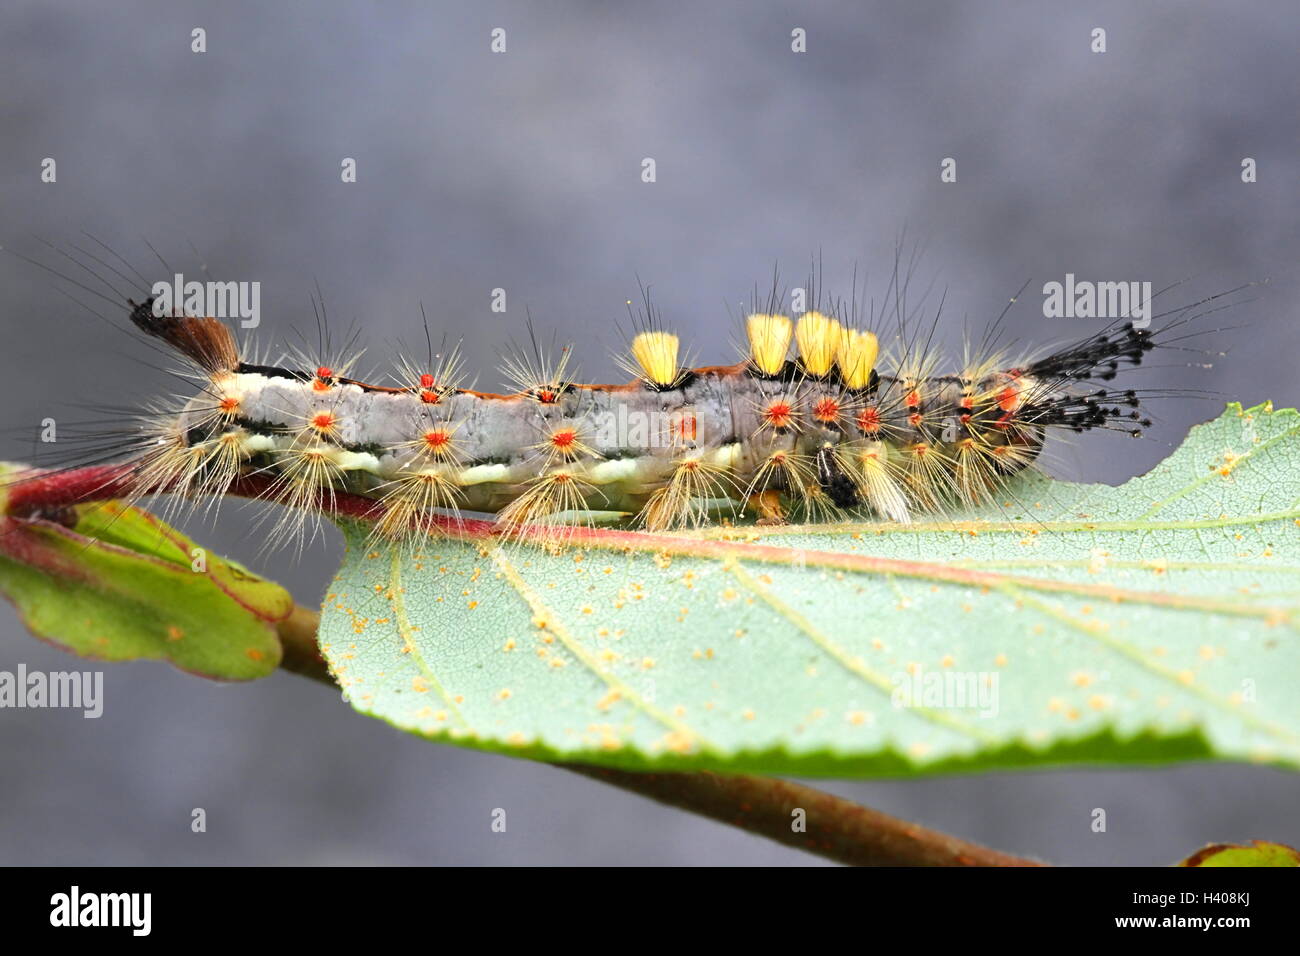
[564,765,1043,866]
[8,462,1045,867]
[276,604,333,681]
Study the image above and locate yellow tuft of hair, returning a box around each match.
[373,467,464,545]
[837,329,879,389]
[794,311,843,377]
[745,314,793,376]
[638,453,739,531]
[855,441,910,523]
[743,449,817,524]
[496,469,596,541]
[629,330,681,388]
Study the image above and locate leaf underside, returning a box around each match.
[316,403,1300,773]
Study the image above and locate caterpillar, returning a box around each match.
[8,243,1223,550]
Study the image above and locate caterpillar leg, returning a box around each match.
[747,489,787,525]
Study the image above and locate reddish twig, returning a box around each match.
[565,765,1042,866]
[6,462,1285,622]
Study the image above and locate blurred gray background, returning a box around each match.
[1,0,1298,865]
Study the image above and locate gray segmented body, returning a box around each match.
[177,364,1045,518]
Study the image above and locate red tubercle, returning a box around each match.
[310,412,338,433]
[812,396,841,424]
[422,429,452,452]
[763,400,795,430]
[549,428,578,452]
[417,374,443,403]
[855,407,882,435]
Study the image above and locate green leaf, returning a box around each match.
[0,480,292,680]
[1178,841,1300,867]
[320,402,1300,775]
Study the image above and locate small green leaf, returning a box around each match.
[0,481,291,680]
[317,401,1297,773]
[1179,841,1300,867]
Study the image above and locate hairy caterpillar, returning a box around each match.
[8,242,1229,549]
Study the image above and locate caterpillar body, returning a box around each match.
[113,283,1162,545]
